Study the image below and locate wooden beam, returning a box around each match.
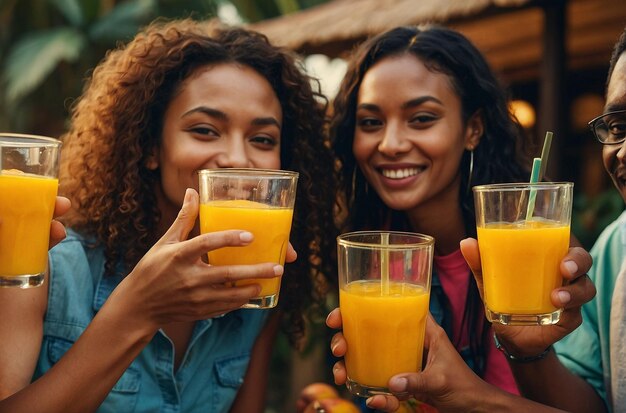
[538,0,566,179]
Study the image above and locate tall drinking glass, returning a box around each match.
[473,182,573,325]
[198,168,298,309]
[0,133,61,288]
[337,231,434,397]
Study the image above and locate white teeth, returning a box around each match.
[381,168,419,179]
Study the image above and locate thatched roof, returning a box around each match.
[250,0,626,82]
[251,0,531,55]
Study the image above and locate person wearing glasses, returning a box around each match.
[348,26,626,413]
[551,26,626,413]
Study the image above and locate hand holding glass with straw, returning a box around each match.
[337,231,433,397]
[473,132,573,325]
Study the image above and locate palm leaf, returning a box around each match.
[89,0,156,43]
[49,0,84,27]
[3,27,86,104]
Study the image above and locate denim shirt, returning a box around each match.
[33,230,269,413]
[429,268,483,373]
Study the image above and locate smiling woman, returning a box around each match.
[0,18,337,413]
[327,24,533,406]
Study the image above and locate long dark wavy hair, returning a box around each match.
[60,19,338,347]
[331,25,530,375]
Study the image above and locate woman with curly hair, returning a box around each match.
[0,18,337,413]
[324,25,594,411]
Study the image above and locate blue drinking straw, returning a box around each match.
[525,131,553,220]
[525,158,542,220]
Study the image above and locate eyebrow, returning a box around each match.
[182,106,228,120]
[251,117,281,128]
[401,96,443,109]
[357,96,443,112]
[604,103,626,113]
[182,106,280,128]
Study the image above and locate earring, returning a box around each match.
[351,166,369,202]
[466,148,474,196]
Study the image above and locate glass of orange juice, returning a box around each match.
[337,231,434,397]
[0,133,61,288]
[473,182,573,325]
[198,168,298,309]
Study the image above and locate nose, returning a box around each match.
[377,122,411,157]
[616,140,626,163]
[215,136,251,168]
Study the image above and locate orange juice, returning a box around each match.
[199,199,293,297]
[477,220,570,315]
[340,280,430,388]
[0,171,58,276]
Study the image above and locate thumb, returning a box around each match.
[460,237,484,299]
[158,188,199,244]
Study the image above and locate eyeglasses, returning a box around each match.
[588,109,626,145]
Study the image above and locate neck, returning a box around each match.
[405,190,467,256]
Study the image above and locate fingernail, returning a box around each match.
[273,265,284,276]
[389,377,408,392]
[558,290,571,305]
[365,397,374,407]
[331,341,339,354]
[564,260,578,276]
[239,231,253,242]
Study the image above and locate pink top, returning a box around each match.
[434,249,519,395]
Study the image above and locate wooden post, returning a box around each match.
[539,0,566,180]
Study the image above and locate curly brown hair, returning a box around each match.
[60,18,338,347]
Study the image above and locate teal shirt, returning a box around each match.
[554,210,626,409]
[34,230,269,413]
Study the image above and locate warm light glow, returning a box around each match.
[571,93,604,131]
[510,100,536,129]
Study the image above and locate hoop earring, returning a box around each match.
[466,149,474,196]
[351,166,369,201]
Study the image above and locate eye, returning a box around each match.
[607,119,626,140]
[409,113,439,126]
[357,117,383,131]
[187,125,219,139]
[249,135,279,149]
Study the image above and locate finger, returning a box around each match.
[459,237,481,273]
[205,262,282,285]
[330,332,346,357]
[286,242,297,263]
[394,374,428,398]
[326,307,342,329]
[182,230,255,262]
[366,394,400,412]
[49,220,67,249]
[188,281,262,307]
[158,188,199,244]
[551,274,596,309]
[53,196,71,219]
[332,360,347,385]
[560,246,593,282]
[459,237,484,297]
[423,314,439,349]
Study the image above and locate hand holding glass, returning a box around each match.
[198,168,297,309]
[473,182,573,325]
[337,231,433,397]
[0,133,61,288]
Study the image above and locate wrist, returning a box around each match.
[493,333,552,363]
